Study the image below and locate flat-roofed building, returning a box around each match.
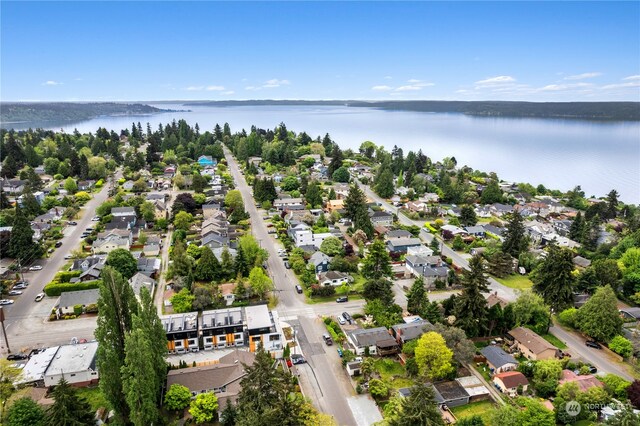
[43,342,99,387]
[162,313,199,354]
[245,305,283,356]
[201,308,246,350]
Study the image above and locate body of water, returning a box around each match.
[9,104,640,203]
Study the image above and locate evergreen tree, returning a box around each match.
[454,255,490,337]
[20,190,42,218]
[501,211,528,258]
[569,211,585,241]
[407,277,429,316]
[532,244,575,313]
[606,189,619,219]
[344,184,374,239]
[234,243,249,278]
[362,238,393,280]
[328,188,336,200]
[459,205,478,226]
[47,379,94,426]
[95,267,138,424]
[192,173,207,193]
[220,248,234,281]
[6,396,46,426]
[8,204,40,262]
[196,246,221,282]
[78,154,89,180]
[576,285,622,342]
[374,169,395,198]
[387,383,445,426]
[327,145,343,177]
[485,251,514,278]
[480,180,503,204]
[1,155,19,178]
[304,182,323,208]
[363,278,394,304]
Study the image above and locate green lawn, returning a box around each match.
[541,333,567,349]
[494,274,533,290]
[374,358,416,390]
[473,362,492,383]
[76,386,109,412]
[451,400,497,424]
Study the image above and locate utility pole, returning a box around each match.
[0,307,11,354]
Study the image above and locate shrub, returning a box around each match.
[44,280,101,296]
[609,335,634,358]
[368,379,388,400]
[73,304,83,316]
[558,308,579,328]
[310,285,336,297]
[85,303,98,314]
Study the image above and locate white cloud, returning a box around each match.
[205,85,225,91]
[623,75,640,81]
[244,86,259,91]
[475,75,516,85]
[222,90,235,95]
[185,86,204,91]
[263,79,290,88]
[371,85,393,91]
[537,82,593,92]
[43,80,62,86]
[564,72,602,80]
[395,85,423,92]
[601,81,640,90]
[407,79,421,84]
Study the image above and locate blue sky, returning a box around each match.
[1,1,639,102]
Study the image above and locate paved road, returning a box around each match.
[358,181,637,381]
[1,172,119,354]
[224,147,358,426]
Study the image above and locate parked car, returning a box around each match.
[342,312,353,323]
[322,334,333,346]
[0,300,15,305]
[55,241,63,248]
[8,290,22,296]
[35,293,45,302]
[85,227,94,232]
[336,296,348,303]
[15,281,28,286]
[91,216,100,221]
[337,315,346,325]
[68,221,77,225]
[6,354,28,361]
[284,261,291,269]
[64,254,73,260]
[28,265,43,271]
[290,354,306,365]
[12,284,27,290]
[295,285,303,294]
[585,340,602,349]
[337,348,343,357]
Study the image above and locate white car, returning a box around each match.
[8,290,23,296]
[28,265,43,271]
[0,299,14,305]
[64,254,73,260]
[91,216,100,221]
[35,293,45,302]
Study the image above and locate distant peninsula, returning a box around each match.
[183,100,640,121]
[0,102,175,125]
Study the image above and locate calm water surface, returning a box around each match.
[9,104,640,203]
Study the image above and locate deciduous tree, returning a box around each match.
[106,248,138,279]
[248,266,273,300]
[6,397,45,426]
[320,236,343,256]
[576,285,622,342]
[189,392,219,424]
[414,332,454,380]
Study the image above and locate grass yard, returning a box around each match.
[374,358,416,390]
[76,386,109,412]
[473,362,493,382]
[450,400,497,424]
[494,274,533,290]
[541,333,567,349]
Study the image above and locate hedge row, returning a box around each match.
[44,280,101,296]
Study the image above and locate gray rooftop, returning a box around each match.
[481,345,518,369]
[44,341,99,377]
[57,289,100,308]
[201,308,245,329]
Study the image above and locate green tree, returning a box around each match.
[512,290,551,335]
[592,258,622,288]
[8,204,40,262]
[387,383,445,426]
[424,323,476,364]
[171,288,195,313]
[569,211,586,241]
[105,248,138,279]
[196,246,220,282]
[480,180,503,204]
[363,278,394,304]
[320,236,343,256]
[375,168,395,198]
[606,403,640,425]
[6,397,45,426]
[344,184,374,239]
[221,402,238,426]
[609,335,633,358]
[532,244,575,313]
[63,177,78,194]
[234,243,249,278]
[189,392,219,424]
[533,359,563,398]
[95,267,137,424]
[173,210,193,231]
[327,145,343,177]
[414,332,454,380]
[454,255,489,337]
[460,205,478,226]
[407,276,429,316]
[164,384,192,411]
[332,166,350,183]
[501,211,528,258]
[248,267,273,300]
[304,182,323,207]
[368,379,388,400]
[600,374,631,399]
[122,321,159,426]
[136,287,167,406]
[0,359,23,412]
[192,172,207,193]
[46,379,94,426]
[238,234,267,268]
[362,238,392,279]
[235,346,306,425]
[576,285,622,342]
[606,189,619,219]
[457,416,485,426]
[224,190,246,222]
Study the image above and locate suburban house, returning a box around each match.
[572,256,592,269]
[390,320,430,345]
[122,180,135,191]
[70,255,106,272]
[386,237,422,254]
[197,155,216,167]
[347,327,399,356]
[245,305,283,356]
[486,292,509,309]
[274,198,304,211]
[508,327,558,360]
[202,203,225,220]
[431,380,470,408]
[55,289,100,316]
[78,264,104,282]
[1,178,26,194]
[490,203,513,217]
[405,254,449,285]
[483,224,505,240]
[43,341,100,387]
[369,210,394,227]
[317,271,351,287]
[77,180,95,191]
[481,346,519,374]
[288,223,332,249]
[464,226,486,238]
[166,350,255,409]
[212,247,237,263]
[219,283,237,306]
[151,200,168,220]
[309,251,331,274]
[92,230,132,254]
[386,229,414,239]
[137,257,161,277]
[559,370,603,391]
[143,243,161,257]
[201,233,229,250]
[493,371,529,397]
[201,308,246,350]
[128,272,156,301]
[619,307,640,322]
[326,199,345,213]
[406,201,428,213]
[247,156,262,166]
[162,313,200,353]
[455,376,491,403]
